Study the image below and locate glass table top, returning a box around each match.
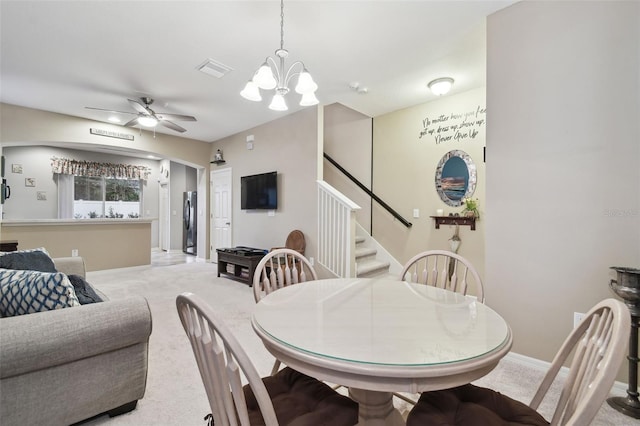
[252,277,510,367]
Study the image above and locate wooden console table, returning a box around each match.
[217,249,266,286]
[0,240,18,252]
[430,215,476,231]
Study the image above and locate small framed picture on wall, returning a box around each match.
[25,177,35,187]
[12,164,22,174]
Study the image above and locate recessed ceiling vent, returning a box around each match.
[197,59,233,78]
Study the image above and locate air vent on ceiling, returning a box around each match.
[197,59,233,78]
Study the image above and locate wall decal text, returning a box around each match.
[419,105,486,144]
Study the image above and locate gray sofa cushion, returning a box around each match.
[0,296,152,378]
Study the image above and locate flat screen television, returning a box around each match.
[241,171,277,210]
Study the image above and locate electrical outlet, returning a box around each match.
[573,312,586,328]
[309,257,314,266]
[71,249,78,257]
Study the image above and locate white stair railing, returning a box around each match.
[317,180,360,278]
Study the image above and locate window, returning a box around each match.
[74,176,141,219]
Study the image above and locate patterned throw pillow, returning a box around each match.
[0,269,80,317]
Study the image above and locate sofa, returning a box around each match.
[0,256,153,425]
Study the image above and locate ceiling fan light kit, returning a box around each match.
[137,115,158,128]
[241,0,318,111]
[86,96,197,133]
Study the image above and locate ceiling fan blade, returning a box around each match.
[128,99,152,115]
[123,117,140,127]
[85,106,136,115]
[155,113,197,122]
[159,120,186,133]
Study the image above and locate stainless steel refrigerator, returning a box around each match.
[183,191,197,255]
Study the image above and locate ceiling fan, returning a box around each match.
[86,97,197,133]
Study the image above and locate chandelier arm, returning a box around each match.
[283,61,306,87]
[265,56,284,86]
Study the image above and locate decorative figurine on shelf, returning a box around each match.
[461,197,480,219]
[448,223,461,253]
[212,149,226,165]
[448,224,461,281]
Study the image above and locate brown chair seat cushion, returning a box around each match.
[244,367,358,426]
[407,384,549,426]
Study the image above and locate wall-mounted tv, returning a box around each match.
[241,171,277,210]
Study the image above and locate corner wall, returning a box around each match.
[487,1,639,382]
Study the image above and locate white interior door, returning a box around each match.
[159,183,170,251]
[210,168,232,262]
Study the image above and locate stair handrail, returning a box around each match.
[323,153,412,228]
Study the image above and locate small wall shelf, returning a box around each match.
[430,216,476,231]
[210,160,226,165]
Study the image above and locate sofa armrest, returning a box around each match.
[0,297,152,379]
[53,256,86,278]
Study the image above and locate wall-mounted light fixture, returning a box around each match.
[428,77,454,96]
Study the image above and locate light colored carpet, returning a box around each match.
[79,261,636,426]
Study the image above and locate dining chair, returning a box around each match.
[406,298,630,426]
[270,229,306,256]
[400,250,485,303]
[253,248,318,375]
[253,248,317,303]
[176,292,359,426]
[394,250,486,406]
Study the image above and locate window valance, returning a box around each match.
[51,157,151,180]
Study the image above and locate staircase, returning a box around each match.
[354,225,402,279]
[317,181,403,279]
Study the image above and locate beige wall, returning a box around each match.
[211,107,320,262]
[487,1,639,382]
[1,221,151,271]
[323,103,373,232]
[372,88,486,284]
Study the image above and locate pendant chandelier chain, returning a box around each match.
[280,0,285,51]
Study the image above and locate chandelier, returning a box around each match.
[240,0,318,111]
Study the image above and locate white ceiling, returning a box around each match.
[0,1,516,143]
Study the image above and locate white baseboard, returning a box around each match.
[505,352,628,395]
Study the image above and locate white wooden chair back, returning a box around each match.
[529,298,630,425]
[176,292,279,426]
[400,250,485,303]
[253,248,318,303]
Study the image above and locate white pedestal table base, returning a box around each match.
[349,388,406,426]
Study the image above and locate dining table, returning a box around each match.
[251,277,513,425]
